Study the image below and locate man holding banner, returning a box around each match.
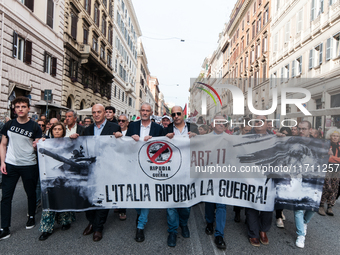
[164,105,198,247]
[81,104,121,242]
[124,102,163,243]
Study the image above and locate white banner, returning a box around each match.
[37,134,330,212]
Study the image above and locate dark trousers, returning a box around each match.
[276,209,283,219]
[1,163,39,228]
[85,209,109,232]
[245,208,272,238]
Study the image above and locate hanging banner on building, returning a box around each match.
[37,134,330,212]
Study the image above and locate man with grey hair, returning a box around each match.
[118,114,129,136]
[65,110,84,138]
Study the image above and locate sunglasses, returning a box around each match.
[171,112,182,117]
[118,119,126,123]
[39,124,46,127]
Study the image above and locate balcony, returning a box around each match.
[79,44,91,64]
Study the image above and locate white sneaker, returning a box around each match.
[296,235,305,248]
[276,218,284,228]
[304,223,307,236]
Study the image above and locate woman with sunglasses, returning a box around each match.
[37,119,48,138]
[38,122,75,241]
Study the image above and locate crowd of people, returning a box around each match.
[0,96,339,251]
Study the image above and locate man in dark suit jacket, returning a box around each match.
[120,102,163,243]
[81,104,121,242]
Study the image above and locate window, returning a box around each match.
[71,13,78,40]
[100,45,105,60]
[115,59,117,72]
[311,0,315,21]
[285,21,290,43]
[263,7,269,25]
[47,0,54,28]
[292,60,295,78]
[20,0,34,12]
[252,22,255,39]
[285,64,289,82]
[297,56,302,75]
[247,11,250,23]
[102,15,106,36]
[69,59,78,79]
[257,16,261,33]
[94,3,100,27]
[242,19,244,31]
[129,97,132,107]
[309,49,314,69]
[276,0,280,11]
[107,51,112,67]
[297,9,303,33]
[108,25,113,45]
[263,62,267,80]
[83,28,88,44]
[102,0,107,8]
[92,36,98,52]
[84,0,91,15]
[253,1,256,13]
[334,32,340,58]
[271,72,277,88]
[122,92,125,102]
[262,36,267,53]
[44,52,57,76]
[315,43,323,66]
[12,32,32,65]
[281,67,284,83]
[246,30,249,45]
[273,33,278,52]
[326,37,332,60]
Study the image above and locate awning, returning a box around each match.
[34,100,69,110]
[285,107,340,118]
[77,107,92,115]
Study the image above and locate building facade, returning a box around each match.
[135,38,150,113]
[62,0,114,115]
[222,0,271,119]
[269,0,340,129]
[149,76,160,116]
[111,0,141,119]
[0,0,65,119]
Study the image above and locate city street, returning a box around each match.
[1,179,339,255]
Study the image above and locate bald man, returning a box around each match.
[81,104,121,242]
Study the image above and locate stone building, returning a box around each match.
[62,0,114,113]
[111,0,141,119]
[0,0,65,119]
[269,0,340,130]
[136,38,150,113]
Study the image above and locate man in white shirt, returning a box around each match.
[118,114,129,136]
[65,110,84,138]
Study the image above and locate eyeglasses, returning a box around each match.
[171,112,182,117]
[118,119,126,123]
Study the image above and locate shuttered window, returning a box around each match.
[25,41,32,64]
[52,57,57,76]
[25,0,34,12]
[12,31,18,58]
[47,0,54,28]
[71,13,78,39]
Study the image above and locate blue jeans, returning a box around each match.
[294,210,315,236]
[205,203,226,237]
[135,208,149,229]
[167,208,191,234]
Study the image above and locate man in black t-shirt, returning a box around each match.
[0,97,42,240]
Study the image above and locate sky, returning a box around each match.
[131,0,237,109]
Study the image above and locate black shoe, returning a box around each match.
[180,225,190,238]
[135,228,145,242]
[26,216,35,229]
[214,236,226,250]
[61,224,71,231]
[0,229,11,240]
[234,212,241,223]
[205,223,213,235]
[39,232,52,241]
[167,232,177,247]
[136,214,140,227]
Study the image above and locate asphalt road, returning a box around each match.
[1,179,339,255]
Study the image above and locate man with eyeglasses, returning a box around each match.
[119,102,163,243]
[163,106,198,247]
[244,115,273,247]
[117,114,129,136]
[294,120,314,248]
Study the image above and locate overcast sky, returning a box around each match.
[131,0,237,109]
